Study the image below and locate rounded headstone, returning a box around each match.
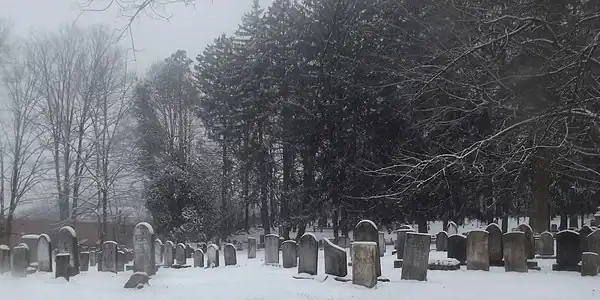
[485,223,503,265]
[133,222,155,275]
[447,234,466,264]
[516,224,534,259]
[503,232,527,272]
[298,233,318,275]
[539,231,554,256]
[355,220,381,276]
[435,231,448,251]
[466,230,489,271]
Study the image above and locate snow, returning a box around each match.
[165,241,174,246]
[3,245,596,300]
[0,245,9,250]
[135,222,155,235]
[300,232,317,242]
[16,243,29,249]
[104,241,118,246]
[324,238,345,252]
[265,233,279,238]
[60,226,77,238]
[357,219,378,230]
[21,234,40,240]
[560,230,580,236]
[39,234,51,242]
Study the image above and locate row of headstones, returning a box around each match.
[153,239,239,268]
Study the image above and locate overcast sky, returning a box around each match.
[2,0,273,74]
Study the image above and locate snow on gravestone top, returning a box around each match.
[104,241,118,246]
[265,234,279,238]
[134,222,155,235]
[39,234,51,242]
[208,243,219,250]
[0,245,9,250]
[448,234,466,239]
[165,241,174,247]
[16,243,29,250]
[21,234,40,240]
[356,219,378,231]
[56,253,70,257]
[324,237,345,252]
[59,226,77,238]
[300,232,317,242]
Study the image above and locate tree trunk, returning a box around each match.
[258,128,270,234]
[530,152,550,233]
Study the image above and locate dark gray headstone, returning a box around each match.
[517,224,534,259]
[102,241,118,273]
[79,252,89,271]
[588,230,600,255]
[298,233,318,275]
[581,252,598,276]
[324,238,347,277]
[20,234,39,263]
[539,231,554,256]
[282,240,297,268]
[396,228,416,259]
[264,234,279,264]
[163,241,174,267]
[154,239,163,265]
[0,245,10,273]
[554,230,580,270]
[248,237,257,259]
[355,220,381,277]
[224,243,237,266]
[11,244,30,277]
[193,249,204,267]
[447,234,466,264]
[579,225,593,254]
[175,243,186,265]
[206,244,219,267]
[485,223,503,265]
[503,232,527,272]
[435,231,448,251]
[401,232,430,281]
[466,230,489,271]
[55,253,70,281]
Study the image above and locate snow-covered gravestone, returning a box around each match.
[446,221,459,236]
[224,243,237,266]
[435,231,448,251]
[354,220,381,276]
[324,238,347,277]
[11,243,30,277]
[485,223,503,266]
[282,240,297,268]
[539,231,555,257]
[447,234,467,265]
[264,234,280,265]
[164,241,174,267]
[194,249,204,267]
[503,232,527,273]
[133,222,155,275]
[57,226,80,276]
[55,253,71,281]
[466,230,489,271]
[298,233,318,275]
[20,234,39,264]
[352,241,377,288]
[176,243,186,266]
[154,239,163,266]
[102,241,118,273]
[401,232,430,281]
[0,244,11,273]
[248,237,257,259]
[37,234,52,272]
[206,243,219,267]
[517,224,534,259]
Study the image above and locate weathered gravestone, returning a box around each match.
[503,232,527,272]
[79,252,89,271]
[435,231,448,251]
[447,234,467,265]
[324,238,347,277]
[89,249,97,267]
[539,231,555,257]
[352,241,377,288]
[581,252,598,276]
[552,230,580,271]
[485,223,503,266]
[176,243,186,266]
[264,234,280,265]
[517,224,534,259]
[467,230,489,271]
[164,241,174,267]
[206,243,219,267]
[20,234,39,264]
[186,243,194,259]
[57,226,79,276]
[154,239,163,265]
[102,241,118,273]
[248,237,257,259]
[224,243,237,266]
[355,220,381,276]
[298,233,318,275]
[117,250,125,272]
[579,225,593,254]
[588,230,600,255]
[11,243,30,277]
[37,234,52,272]
[0,245,10,273]
[378,232,386,256]
[396,228,416,260]
[55,253,70,281]
[133,222,155,275]
[401,232,430,281]
[447,221,459,236]
[282,240,297,268]
[193,249,204,267]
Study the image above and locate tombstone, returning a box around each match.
[282,240,297,268]
[164,241,174,267]
[259,234,265,248]
[484,223,503,265]
[378,232,386,256]
[186,243,194,259]
[447,234,467,265]
[224,243,237,266]
[550,224,558,232]
[176,243,186,265]
[435,231,448,251]
[55,253,70,281]
[579,225,593,254]
[552,230,580,271]
[154,239,163,265]
[466,230,489,271]
[588,230,600,255]
[117,251,125,272]
[324,238,347,277]
[298,233,318,275]
[248,237,257,259]
[20,234,39,264]
[503,232,527,272]
[198,242,207,253]
[581,252,599,276]
[516,224,534,259]
[401,232,430,281]
[447,221,458,235]
[206,244,219,267]
[398,224,413,230]
[79,252,89,271]
[11,244,29,277]
[57,226,80,276]
[396,228,415,259]
[336,236,351,248]
[193,249,204,267]
[539,231,555,256]
[37,234,52,272]
[102,241,118,273]
[96,251,102,271]
[89,250,97,267]
[352,241,377,288]
[132,222,155,275]
[264,234,280,265]
[355,220,381,276]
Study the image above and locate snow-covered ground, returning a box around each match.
[2,245,598,300]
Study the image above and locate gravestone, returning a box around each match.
[0,245,10,273]
[117,251,125,272]
[176,243,186,265]
[224,243,237,266]
[551,224,558,232]
[89,250,96,267]
[539,231,555,256]
[79,252,89,271]
[396,228,416,259]
[355,220,381,276]
[324,238,347,277]
[503,232,527,272]
[259,235,265,248]
[447,234,467,265]
[20,234,39,264]
[248,237,257,259]
[37,234,52,272]
[447,221,458,235]
[55,253,70,281]
[579,225,593,254]
[485,223,503,266]
[154,239,163,265]
[581,252,598,276]
[398,224,413,230]
[435,231,448,251]
[57,226,79,276]
[102,241,118,273]
[588,230,600,255]
[11,244,29,277]
[164,241,174,267]
[401,232,430,281]
[193,249,204,267]
[282,240,297,268]
[133,222,155,275]
[206,243,219,267]
[552,230,580,271]
[378,232,386,256]
[466,230,489,271]
[517,224,534,259]
[298,233,318,275]
[186,243,194,259]
[595,212,600,227]
[264,234,280,265]
[352,241,377,288]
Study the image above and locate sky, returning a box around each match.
[2,0,273,74]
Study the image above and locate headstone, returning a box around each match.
[435,231,448,251]
[466,230,489,271]
[186,243,194,259]
[224,243,237,266]
[79,252,89,271]
[517,224,534,259]
[57,226,79,276]
[264,234,280,265]
[579,225,593,254]
[282,240,297,268]
[90,250,97,267]
[0,245,10,273]
[176,243,186,265]
[154,239,163,265]
[164,241,174,267]
[352,241,377,288]
[132,222,155,275]
[378,232,386,256]
[553,230,580,271]
[447,234,467,264]
[298,233,318,275]
[398,224,412,230]
[485,223,503,265]
[11,244,29,277]
[595,212,600,227]
[539,231,555,256]
[259,234,265,248]
[193,249,204,267]
[102,241,118,273]
[396,228,415,259]
[550,223,558,232]
[401,232,430,281]
[55,253,70,281]
[324,238,347,277]
[355,220,381,276]
[206,243,219,267]
[581,252,599,276]
[117,251,125,272]
[588,230,600,255]
[503,232,527,272]
[248,237,257,259]
[37,234,52,272]
[20,234,39,264]
[447,221,458,235]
